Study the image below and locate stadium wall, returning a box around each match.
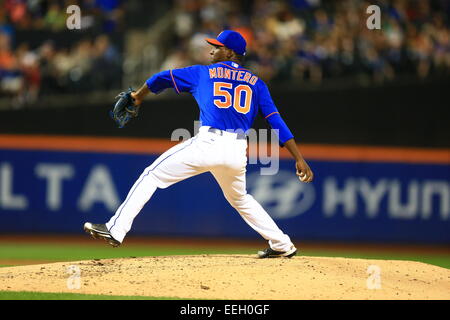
[1,78,449,148]
[0,135,448,244]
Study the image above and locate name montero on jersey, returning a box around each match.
[209,66,259,85]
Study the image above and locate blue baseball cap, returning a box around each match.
[205,30,247,56]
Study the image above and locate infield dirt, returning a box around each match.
[0,255,449,299]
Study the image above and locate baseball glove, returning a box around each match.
[110,87,140,128]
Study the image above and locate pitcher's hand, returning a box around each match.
[296,159,313,183]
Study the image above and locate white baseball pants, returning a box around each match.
[106,126,294,252]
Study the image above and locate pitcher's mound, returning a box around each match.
[0,255,449,299]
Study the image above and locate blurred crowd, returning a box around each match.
[164,0,450,84]
[1,0,123,32]
[0,0,123,105]
[2,34,121,103]
[1,0,450,107]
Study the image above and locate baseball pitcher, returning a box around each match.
[84,30,314,258]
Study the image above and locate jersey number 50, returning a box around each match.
[213,82,252,114]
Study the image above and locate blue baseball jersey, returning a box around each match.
[146,61,294,145]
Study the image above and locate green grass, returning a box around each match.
[0,243,448,268]
[0,291,180,300]
[298,249,450,269]
[0,243,255,262]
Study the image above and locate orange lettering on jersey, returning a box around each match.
[233,85,252,114]
[230,70,237,80]
[243,72,251,83]
[237,71,245,81]
[217,67,224,78]
[213,82,233,108]
[223,68,231,80]
[209,68,217,79]
[249,76,258,85]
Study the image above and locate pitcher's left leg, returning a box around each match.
[105,136,205,243]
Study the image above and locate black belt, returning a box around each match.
[208,127,247,140]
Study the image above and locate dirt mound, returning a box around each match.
[0,255,449,299]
